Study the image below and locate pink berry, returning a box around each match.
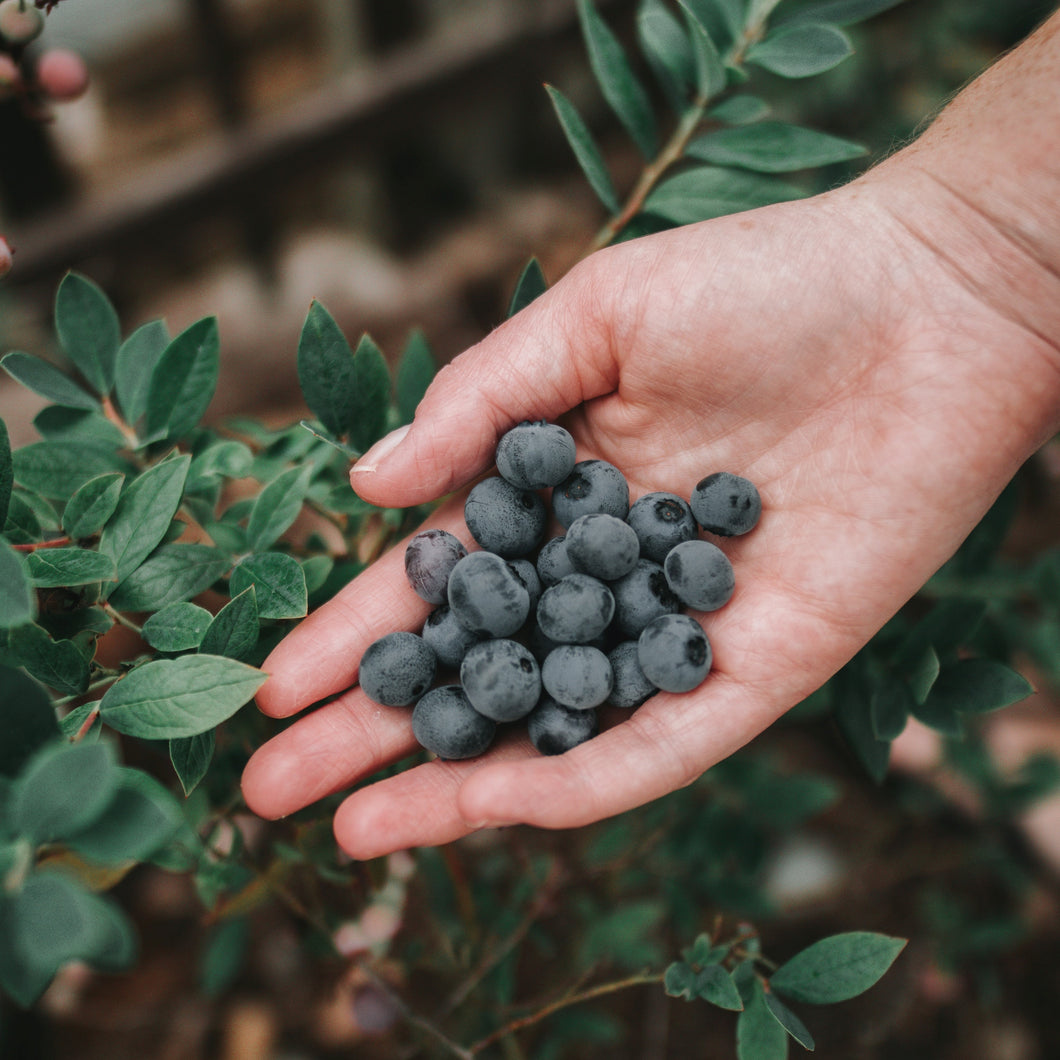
[36,48,89,102]
[0,52,19,93]
[0,235,14,279]
[0,1,45,46]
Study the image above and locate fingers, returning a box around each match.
[349,256,622,509]
[254,496,469,719]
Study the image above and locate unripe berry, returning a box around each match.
[0,235,13,280]
[36,48,89,102]
[0,1,45,46]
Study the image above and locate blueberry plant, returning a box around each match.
[2,1,1058,1057]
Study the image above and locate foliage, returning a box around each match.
[1,0,1057,1056]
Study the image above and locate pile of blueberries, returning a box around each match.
[358,422,760,759]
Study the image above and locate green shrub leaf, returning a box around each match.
[577,0,658,157]
[770,931,906,1004]
[26,547,117,587]
[230,553,307,620]
[98,455,191,588]
[99,654,266,739]
[644,165,803,224]
[199,586,259,660]
[696,964,744,1010]
[396,328,436,424]
[664,961,697,999]
[746,23,853,78]
[348,333,392,454]
[779,0,907,28]
[109,543,230,611]
[869,673,911,742]
[545,84,620,214]
[142,602,215,652]
[144,318,221,443]
[10,741,119,844]
[764,992,815,1049]
[0,417,11,528]
[0,666,60,777]
[61,472,125,539]
[507,259,549,320]
[170,730,215,796]
[115,320,170,427]
[12,441,128,501]
[637,0,695,111]
[7,623,91,696]
[926,658,1033,716]
[1,351,100,411]
[688,121,866,172]
[246,465,312,553]
[298,300,360,442]
[0,539,37,629]
[709,94,771,124]
[188,440,254,484]
[678,2,727,98]
[54,273,121,396]
[737,979,789,1060]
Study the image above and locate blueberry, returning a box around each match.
[448,551,531,637]
[412,685,496,759]
[541,644,613,709]
[610,558,681,637]
[460,638,542,722]
[690,472,761,536]
[626,492,697,563]
[495,420,577,490]
[464,476,548,558]
[536,573,615,644]
[508,558,543,611]
[359,631,437,707]
[607,640,658,709]
[663,539,735,612]
[527,696,599,755]
[536,535,576,587]
[637,614,711,694]
[421,605,486,669]
[566,513,640,581]
[552,459,630,528]
[405,529,467,604]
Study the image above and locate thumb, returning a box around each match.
[349,259,619,508]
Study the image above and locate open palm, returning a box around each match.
[242,177,1060,859]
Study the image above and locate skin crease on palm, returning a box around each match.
[242,13,1060,860]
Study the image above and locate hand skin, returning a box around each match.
[242,12,1060,859]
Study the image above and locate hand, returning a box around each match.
[241,171,1060,859]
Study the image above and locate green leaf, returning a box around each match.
[12,441,128,501]
[142,601,215,652]
[7,623,91,696]
[144,318,221,442]
[637,0,696,111]
[11,871,136,998]
[188,440,254,483]
[199,916,249,997]
[66,766,184,864]
[905,643,940,705]
[0,665,61,777]
[770,932,906,1004]
[245,465,312,553]
[683,0,744,50]
[1,351,100,411]
[709,94,771,124]
[746,23,853,78]
[545,84,620,214]
[54,272,121,396]
[737,979,789,1060]
[679,2,727,98]
[10,741,119,844]
[507,259,549,320]
[687,121,866,172]
[696,964,744,1010]
[199,586,259,660]
[0,417,11,528]
[764,993,815,1050]
[3,492,42,545]
[99,654,266,739]
[109,543,229,611]
[396,328,436,424]
[298,300,361,442]
[26,547,117,587]
[833,660,890,782]
[579,900,666,970]
[348,333,392,454]
[58,700,102,742]
[0,538,37,629]
[170,730,215,796]
[664,961,697,999]
[869,673,911,742]
[114,320,170,427]
[577,0,658,158]
[778,0,907,28]
[644,165,803,224]
[33,405,128,449]
[926,658,1033,716]
[298,420,361,460]
[62,472,125,539]
[0,892,57,1007]
[230,552,308,620]
[98,455,191,588]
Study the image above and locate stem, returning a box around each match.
[12,536,72,552]
[102,602,143,636]
[468,973,664,1055]
[72,707,101,743]
[101,394,140,450]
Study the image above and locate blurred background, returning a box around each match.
[1,0,1053,445]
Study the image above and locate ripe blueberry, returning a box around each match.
[552,459,630,528]
[626,492,697,562]
[663,539,735,611]
[464,476,547,558]
[637,614,711,694]
[447,550,531,637]
[412,685,496,760]
[527,696,599,755]
[690,472,761,536]
[541,644,613,709]
[535,573,615,644]
[460,638,541,722]
[405,528,467,605]
[360,631,437,707]
[495,420,577,489]
[566,512,640,581]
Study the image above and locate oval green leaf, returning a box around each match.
[746,23,853,79]
[245,465,312,553]
[545,84,620,214]
[0,665,60,778]
[108,543,229,611]
[687,121,867,172]
[144,318,221,442]
[770,931,907,1004]
[230,552,307,621]
[27,547,117,587]
[0,538,37,629]
[1,351,100,412]
[114,320,170,427]
[54,272,121,397]
[142,601,215,652]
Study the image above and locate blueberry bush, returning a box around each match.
[3,1,1059,1057]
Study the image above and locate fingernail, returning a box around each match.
[464,819,512,831]
[351,424,410,475]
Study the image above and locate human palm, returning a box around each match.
[242,178,1059,858]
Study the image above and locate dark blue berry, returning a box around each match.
[412,685,496,759]
[608,641,658,709]
[405,529,467,604]
[663,539,735,611]
[566,512,640,581]
[541,644,613,709]
[610,559,681,637]
[460,639,541,722]
[637,614,711,693]
[552,459,630,528]
[464,476,547,558]
[527,696,599,755]
[536,573,615,644]
[360,631,437,707]
[536,535,575,587]
[447,551,531,637]
[626,492,697,562]
[421,605,486,669]
[690,472,761,536]
[495,421,577,490]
